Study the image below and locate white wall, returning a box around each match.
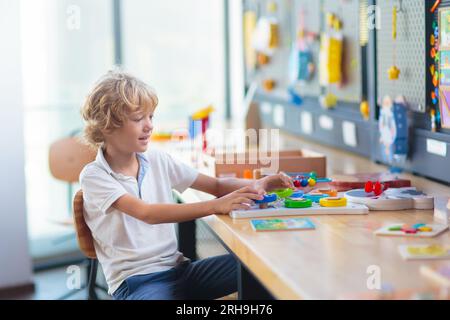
[0,0,33,289]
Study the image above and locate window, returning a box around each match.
[20,0,114,262]
[121,0,226,131]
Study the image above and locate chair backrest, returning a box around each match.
[49,136,97,183]
[73,190,97,259]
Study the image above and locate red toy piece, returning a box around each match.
[364,181,373,193]
[364,180,387,196]
[374,181,382,196]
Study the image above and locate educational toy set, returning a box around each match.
[230,172,370,219]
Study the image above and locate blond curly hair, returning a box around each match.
[81,71,158,148]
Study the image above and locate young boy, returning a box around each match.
[79,71,294,300]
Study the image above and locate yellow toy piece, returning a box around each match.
[319,93,338,109]
[319,33,343,85]
[319,197,347,207]
[360,100,370,120]
[267,1,277,13]
[268,23,279,49]
[244,11,257,70]
[392,6,397,40]
[308,178,316,187]
[191,105,215,121]
[388,66,400,80]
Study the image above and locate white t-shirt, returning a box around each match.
[79,147,199,294]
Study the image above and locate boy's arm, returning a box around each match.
[191,173,295,198]
[112,186,263,224]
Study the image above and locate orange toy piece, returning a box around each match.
[262,79,276,91]
[317,188,338,197]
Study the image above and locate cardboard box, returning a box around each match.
[199,149,326,178]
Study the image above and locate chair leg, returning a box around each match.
[87,259,99,300]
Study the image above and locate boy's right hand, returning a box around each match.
[213,186,264,215]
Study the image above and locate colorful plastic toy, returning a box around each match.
[364,181,387,196]
[314,188,338,197]
[288,171,331,190]
[375,224,448,238]
[284,197,313,208]
[319,197,347,207]
[304,193,329,203]
[273,188,294,199]
[189,105,214,152]
[254,193,278,209]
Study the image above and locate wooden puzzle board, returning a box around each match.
[230,202,368,219]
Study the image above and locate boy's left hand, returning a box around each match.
[253,172,295,194]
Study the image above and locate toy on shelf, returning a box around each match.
[345,187,434,211]
[262,78,276,92]
[360,100,370,121]
[252,1,279,58]
[329,172,411,192]
[375,223,448,238]
[151,130,188,142]
[289,7,317,84]
[388,5,400,80]
[319,12,344,109]
[431,0,441,14]
[430,15,440,131]
[439,8,450,128]
[189,105,214,152]
[244,9,258,72]
[378,95,409,165]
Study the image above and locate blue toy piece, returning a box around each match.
[254,193,278,204]
[290,191,304,198]
[300,179,309,187]
[304,193,329,203]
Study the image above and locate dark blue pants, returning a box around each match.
[112,254,237,300]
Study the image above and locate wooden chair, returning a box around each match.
[48,134,96,217]
[47,135,104,299]
[59,189,108,300]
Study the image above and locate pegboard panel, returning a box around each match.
[246,0,293,91]
[376,0,426,113]
[289,0,322,97]
[323,0,363,103]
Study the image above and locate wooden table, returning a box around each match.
[177,133,450,300]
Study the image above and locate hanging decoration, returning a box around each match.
[289,8,317,83]
[388,5,400,80]
[379,96,409,164]
[319,12,344,109]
